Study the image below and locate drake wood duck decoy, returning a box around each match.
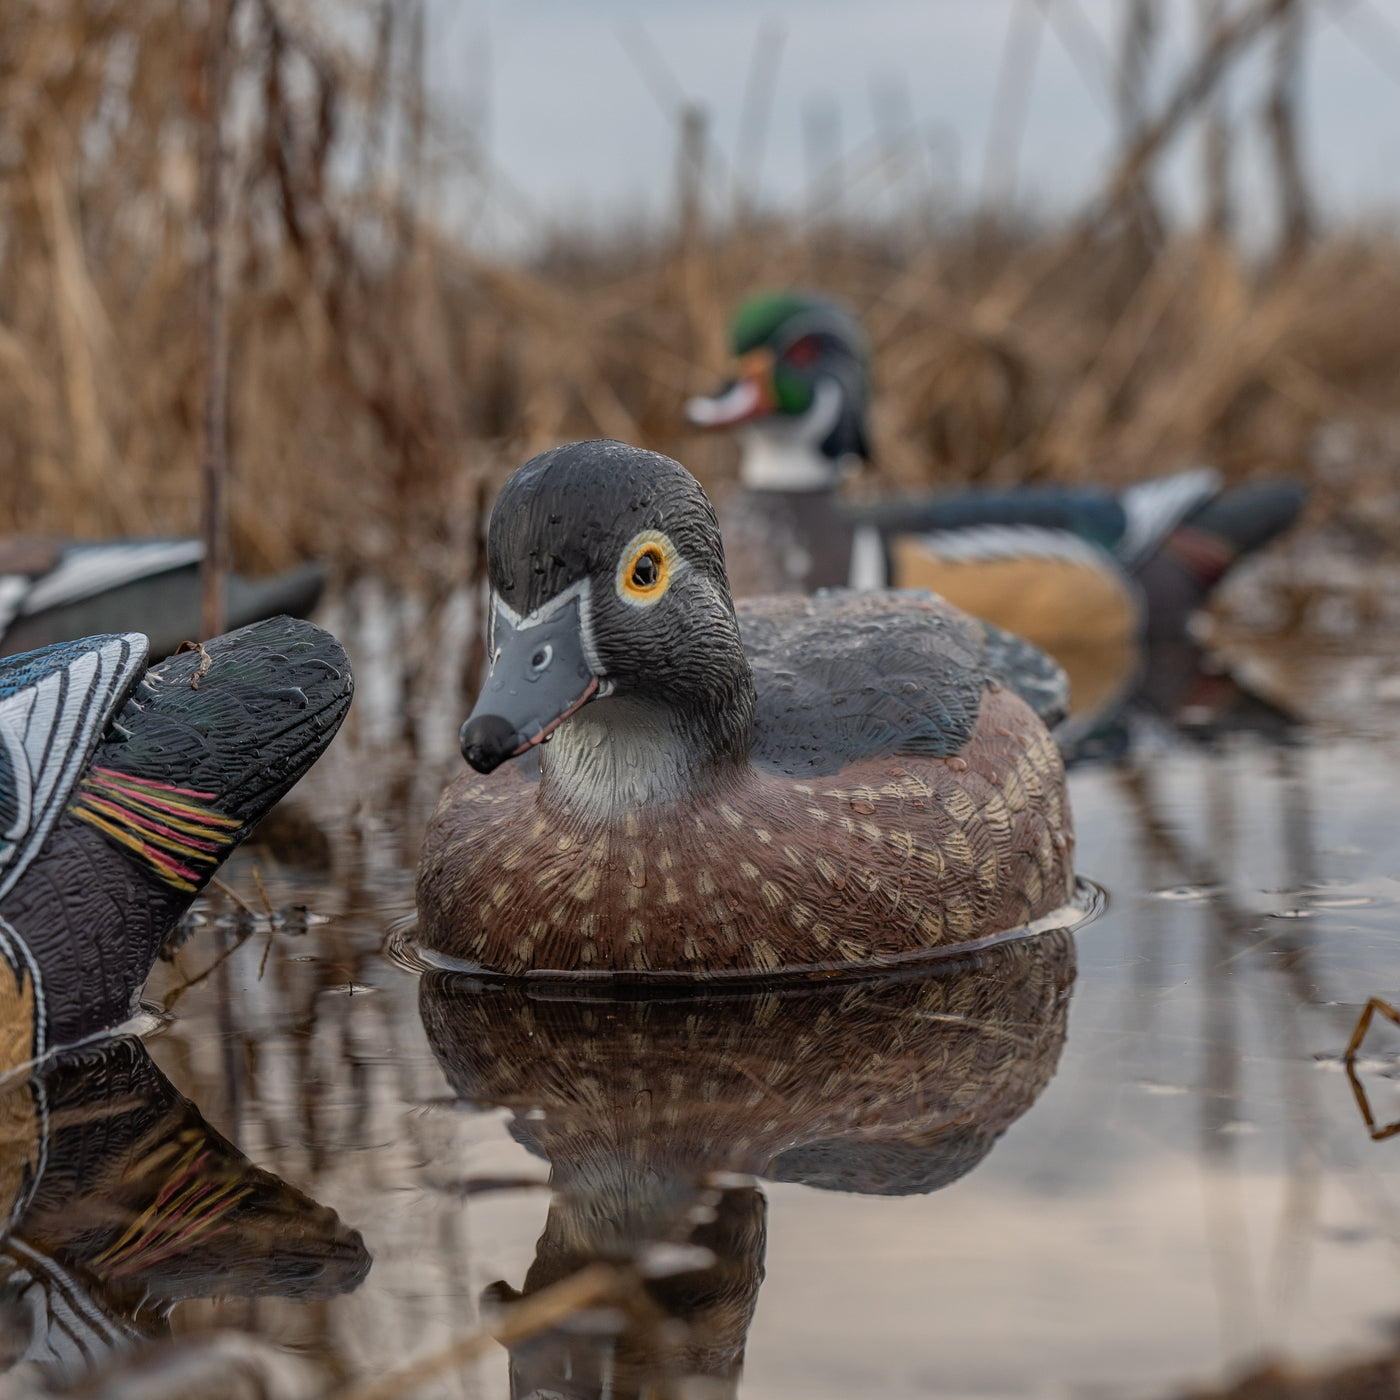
[0,536,324,661]
[420,930,1075,1398]
[0,615,351,1066]
[686,292,1306,712]
[416,440,1081,978]
[0,1034,366,1390]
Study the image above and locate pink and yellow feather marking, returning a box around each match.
[91,1140,254,1278]
[69,769,243,893]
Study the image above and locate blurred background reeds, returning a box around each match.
[5,0,1400,609]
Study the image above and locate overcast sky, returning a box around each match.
[424,1,1400,249]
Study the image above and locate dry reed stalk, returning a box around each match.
[200,0,231,638]
[327,1263,621,1400]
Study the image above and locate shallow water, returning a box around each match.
[15,612,1400,1400]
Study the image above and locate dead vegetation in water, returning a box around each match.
[0,0,1398,610]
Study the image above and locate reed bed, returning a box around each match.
[0,0,1398,604]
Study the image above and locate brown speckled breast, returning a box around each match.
[416,683,1073,977]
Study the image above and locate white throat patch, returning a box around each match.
[738,379,845,492]
[543,696,708,814]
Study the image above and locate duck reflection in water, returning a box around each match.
[0,1034,368,1391]
[420,929,1076,1400]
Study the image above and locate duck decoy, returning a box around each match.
[420,928,1075,1397]
[0,1033,367,1392]
[417,440,1085,979]
[0,614,352,1066]
[685,291,1306,676]
[0,536,324,661]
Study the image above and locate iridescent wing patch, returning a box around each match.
[68,768,243,894]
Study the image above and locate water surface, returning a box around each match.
[16,620,1400,1399]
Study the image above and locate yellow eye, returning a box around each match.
[617,531,674,605]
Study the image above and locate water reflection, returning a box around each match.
[57,600,1400,1399]
[1062,637,1300,762]
[0,1035,368,1391]
[421,932,1076,1398]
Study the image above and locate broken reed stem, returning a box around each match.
[1199,0,1234,239]
[327,1264,622,1400]
[1265,0,1314,267]
[1098,0,1291,224]
[979,0,1043,213]
[160,923,255,1012]
[200,0,231,640]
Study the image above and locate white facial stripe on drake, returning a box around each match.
[685,379,763,427]
[614,530,681,608]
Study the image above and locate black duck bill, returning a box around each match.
[460,586,600,773]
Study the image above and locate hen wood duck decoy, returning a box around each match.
[685,292,1306,699]
[0,536,324,661]
[420,930,1075,1398]
[0,615,352,1067]
[416,440,1083,979]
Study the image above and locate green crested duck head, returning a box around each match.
[459,441,754,805]
[686,291,870,491]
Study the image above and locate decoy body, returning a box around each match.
[0,615,352,1065]
[0,536,324,660]
[416,440,1077,978]
[686,292,1306,666]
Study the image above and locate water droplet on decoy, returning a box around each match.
[851,800,875,815]
[947,757,968,772]
[272,686,309,709]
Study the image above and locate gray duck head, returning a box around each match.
[460,441,754,785]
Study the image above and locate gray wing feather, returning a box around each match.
[737,589,1064,777]
[976,621,1070,728]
